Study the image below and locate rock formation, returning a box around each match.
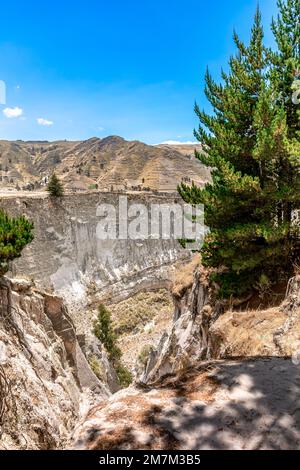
[1,195,299,450]
[141,265,300,385]
[1,251,300,450]
[71,263,300,450]
[1,193,190,320]
[72,357,300,450]
[0,277,111,449]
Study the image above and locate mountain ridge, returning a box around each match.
[0,136,210,192]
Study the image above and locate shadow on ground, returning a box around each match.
[73,357,300,450]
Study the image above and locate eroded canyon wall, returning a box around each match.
[0,276,110,450]
[1,192,190,312]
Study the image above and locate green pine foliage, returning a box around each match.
[47,173,64,197]
[93,304,133,388]
[93,304,122,362]
[271,0,300,137]
[0,210,34,275]
[178,3,300,298]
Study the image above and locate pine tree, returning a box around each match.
[93,304,132,387]
[270,0,300,249]
[271,0,300,137]
[179,7,299,298]
[0,210,34,275]
[93,304,122,362]
[47,173,64,197]
[268,0,300,268]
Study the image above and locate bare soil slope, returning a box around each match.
[0,137,210,192]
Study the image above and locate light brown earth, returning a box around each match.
[0,136,210,192]
[109,289,174,371]
[210,276,300,358]
[72,357,300,450]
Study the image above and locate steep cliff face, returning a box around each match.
[0,277,110,450]
[1,193,189,315]
[140,263,214,384]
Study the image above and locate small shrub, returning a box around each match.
[255,274,272,299]
[88,355,104,381]
[47,173,64,197]
[93,304,122,362]
[115,363,133,388]
[0,210,34,275]
[138,344,153,367]
[93,304,132,388]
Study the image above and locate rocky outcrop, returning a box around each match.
[0,277,109,450]
[70,267,300,450]
[141,264,300,384]
[140,264,215,384]
[72,358,300,450]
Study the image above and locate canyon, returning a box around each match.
[0,0,299,455]
[0,190,191,448]
[1,238,299,449]
[0,173,299,450]
[72,265,300,450]
[0,192,190,314]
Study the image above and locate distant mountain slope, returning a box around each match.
[0,136,210,192]
[157,141,203,157]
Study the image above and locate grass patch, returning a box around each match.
[111,289,174,335]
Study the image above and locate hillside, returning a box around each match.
[0,137,210,193]
[157,141,203,157]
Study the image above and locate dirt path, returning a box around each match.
[72,358,300,450]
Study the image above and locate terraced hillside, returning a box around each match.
[0,137,210,192]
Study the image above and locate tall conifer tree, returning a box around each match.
[271,0,300,136]
[179,5,299,298]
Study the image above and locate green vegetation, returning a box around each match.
[47,173,64,197]
[138,344,153,367]
[114,363,133,388]
[88,355,105,381]
[93,304,122,361]
[179,1,300,298]
[93,304,133,388]
[88,184,98,190]
[111,290,173,335]
[0,210,34,275]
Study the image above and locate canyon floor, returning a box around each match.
[110,289,174,371]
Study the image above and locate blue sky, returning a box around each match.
[0,0,278,144]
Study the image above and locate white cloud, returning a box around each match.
[37,117,53,126]
[158,140,199,146]
[98,126,105,132]
[3,107,23,118]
